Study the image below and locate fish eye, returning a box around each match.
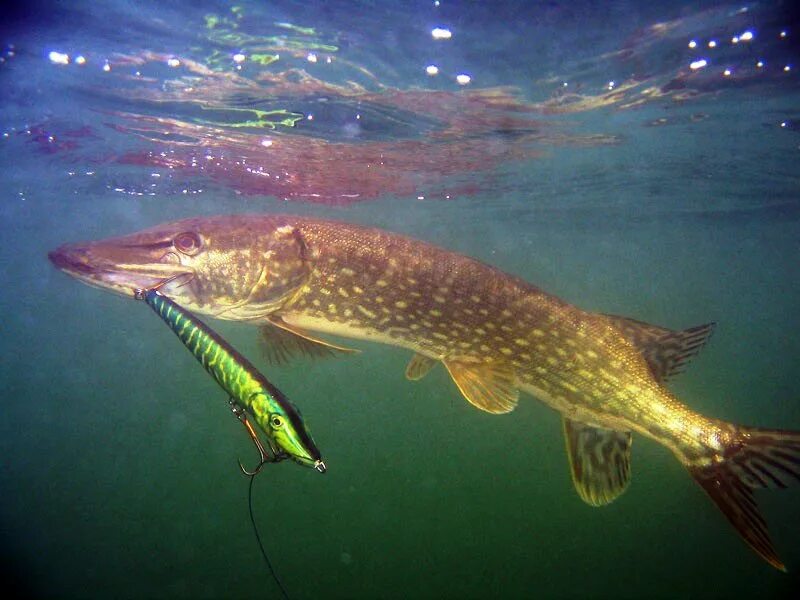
[270,416,284,428]
[173,232,202,255]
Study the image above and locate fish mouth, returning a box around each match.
[48,241,193,297]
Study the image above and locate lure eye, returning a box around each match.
[270,416,284,428]
[173,232,202,255]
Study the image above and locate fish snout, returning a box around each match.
[48,243,95,275]
[314,460,327,474]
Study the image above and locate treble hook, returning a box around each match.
[229,399,271,476]
[133,272,195,300]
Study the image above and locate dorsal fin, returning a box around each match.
[563,418,632,506]
[405,353,437,381]
[258,316,359,364]
[442,358,519,414]
[603,314,715,382]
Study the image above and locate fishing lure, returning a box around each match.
[135,288,323,599]
[134,287,326,474]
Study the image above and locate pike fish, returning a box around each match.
[49,214,800,570]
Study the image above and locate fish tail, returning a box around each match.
[687,425,800,571]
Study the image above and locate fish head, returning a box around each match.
[49,215,312,321]
[253,393,326,473]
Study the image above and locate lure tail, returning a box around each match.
[688,426,800,571]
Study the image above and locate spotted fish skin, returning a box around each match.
[49,214,800,570]
[278,217,720,457]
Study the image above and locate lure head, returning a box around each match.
[251,391,326,473]
[48,215,312,321]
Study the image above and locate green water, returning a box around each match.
[3,191,799,597]
[2,0,800,597]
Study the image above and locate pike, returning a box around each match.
[49,214,800,570]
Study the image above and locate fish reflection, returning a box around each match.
[92,53,624,204]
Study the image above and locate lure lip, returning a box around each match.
[265,436,325,472]
[286,454,326,473]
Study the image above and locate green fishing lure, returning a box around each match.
[136,288,326,474]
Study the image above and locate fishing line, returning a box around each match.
[247,473,290,600]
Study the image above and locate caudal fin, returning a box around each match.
[688,426,800,571]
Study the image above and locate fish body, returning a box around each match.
[49,214,800,569]
[274,219,714,457]
[138,287,325,472]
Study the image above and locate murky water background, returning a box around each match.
[1,1,799,597]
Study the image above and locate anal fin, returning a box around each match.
[259,315,359,364]
[443,358,519,414]
[563,418,632,506]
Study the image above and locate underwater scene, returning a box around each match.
[1,0,799,597]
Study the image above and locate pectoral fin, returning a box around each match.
[563,418,632,506]
[443,358,519,414]
[406,353,437,381]
[259,316,359,364]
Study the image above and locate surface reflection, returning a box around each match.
[15,2,798,205]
